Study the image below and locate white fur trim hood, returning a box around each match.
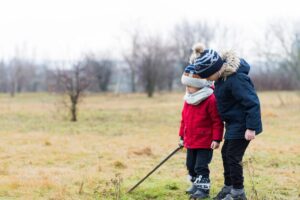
[220,51,240,78]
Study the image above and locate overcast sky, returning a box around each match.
[0,0,299,61]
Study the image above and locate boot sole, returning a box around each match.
[189,195,210,199]
[189,196,210,200]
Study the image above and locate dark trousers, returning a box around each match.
[221,139,250,189]
[186,149,213,179]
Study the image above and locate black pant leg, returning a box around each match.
[194,149,213,178]
[226,139,250,189]
[186,149,197,178]
[221,140,232,186]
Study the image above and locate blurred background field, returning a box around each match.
[1,1,300,199]
[0,91,299,200]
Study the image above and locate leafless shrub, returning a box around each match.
[54,62,90,121]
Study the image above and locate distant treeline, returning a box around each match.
[0,20,299,97]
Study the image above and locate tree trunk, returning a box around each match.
[71,102,77,122]
[131,70,136,93]
[70,96,77,122]
[168,79,173,92]
[147,82,155,98]
[10,80,15,97]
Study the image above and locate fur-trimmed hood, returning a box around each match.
[220,51,241,78]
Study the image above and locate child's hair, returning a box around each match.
[189,43,206,64]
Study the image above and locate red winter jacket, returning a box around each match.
[179,94,224,149]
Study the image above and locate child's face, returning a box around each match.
[206,71,220,81]
[206,66,225,81]
[186,86,200,94]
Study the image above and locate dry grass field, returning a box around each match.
[0,91,299,200]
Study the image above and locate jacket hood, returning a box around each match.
[236,58,250,75]
[220,51,240,78]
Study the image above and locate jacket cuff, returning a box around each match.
[213,140,221,143]
[246,128,257,133]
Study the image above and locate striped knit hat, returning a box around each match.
[189,43,224,78]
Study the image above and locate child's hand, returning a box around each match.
[245,129,256,140]
[178,138,184,147]
[211,141,220,149]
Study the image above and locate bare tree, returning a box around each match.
[213,24,243,53]
[55,62,90,122]
[6,57,39,96]
[84,55,114,92]
[0,61,9,93]
[172,20,216,70]
[7,58,21,97]
[254,20,300,90]
[156,45,177,92]
[137,36,175,97]
[17,61,38,92]
[123,29,141,93]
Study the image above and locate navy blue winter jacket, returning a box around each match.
[214,59,262,139]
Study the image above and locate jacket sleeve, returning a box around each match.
[179,103,186,138]
[231,74,262,132]
[208,96,224,141]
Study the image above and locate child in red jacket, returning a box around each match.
[179,48,224,199]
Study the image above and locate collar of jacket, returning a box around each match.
[220,51,240,80]
[184,87,213,105]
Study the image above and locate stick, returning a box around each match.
[127,146,183,193]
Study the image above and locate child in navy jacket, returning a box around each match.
[189,43,262,200]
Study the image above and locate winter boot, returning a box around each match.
[222,189,247,200]
[189,175,210,199]
[213,185,232,200]
[186,176,197,195]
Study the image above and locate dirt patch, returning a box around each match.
[113,161,127,169]
[131,147,153,156]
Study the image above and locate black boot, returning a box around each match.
[222,189,247,200]
[189,176,210,199]
[213,185,232,200]
[186,184,197,195]
[186,176,197,195]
